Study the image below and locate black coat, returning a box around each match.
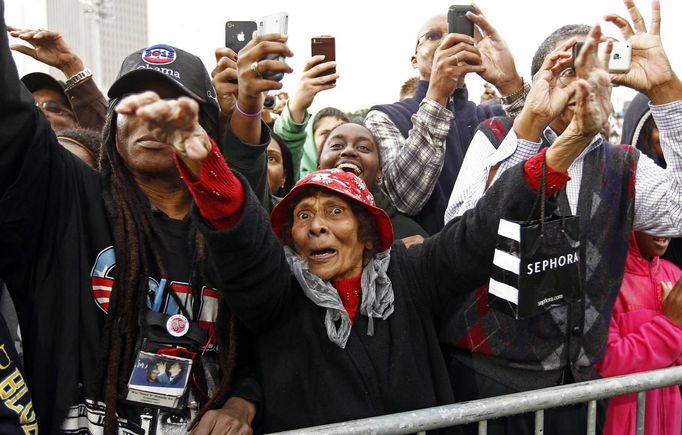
[196,164,550,433]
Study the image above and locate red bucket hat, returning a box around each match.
[270,169,394,253]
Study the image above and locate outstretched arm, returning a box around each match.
[273,55,338,179]
[122,90,295,333]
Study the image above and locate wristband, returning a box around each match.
[65,67,92,90]
[501,77,526,105]
[234,101,263,118]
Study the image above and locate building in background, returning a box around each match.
[8,0,148,91]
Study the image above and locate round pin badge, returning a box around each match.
[166,314,190,337]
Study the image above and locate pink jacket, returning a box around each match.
[597,233,682,435]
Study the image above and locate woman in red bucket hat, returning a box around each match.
[170,145,566,433]
[150,32,583,434]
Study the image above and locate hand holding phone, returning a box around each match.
[258,12,289,81]
[448,5,474,37]
[311,36,336,84]
[572,41,631,73]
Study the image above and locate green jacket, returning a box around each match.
[272,102,319,180]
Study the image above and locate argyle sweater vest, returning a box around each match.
[440,117,640,391]
[371,81,504,235]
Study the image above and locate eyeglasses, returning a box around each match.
[416,30,444,46]
[558,67,577,86]
[36,100,76,118]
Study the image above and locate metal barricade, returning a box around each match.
[269,365,682,435]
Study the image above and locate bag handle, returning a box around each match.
[539,160,547,233]
[526,159,572,234]
[526,159,548,227]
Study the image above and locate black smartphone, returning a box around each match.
[311,36,336,84]
[448,5,474,37]
[572,41,584,69]
[225,21,257,54]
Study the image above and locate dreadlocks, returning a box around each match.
[97,102,238,433]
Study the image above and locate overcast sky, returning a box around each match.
[9,0,682,113]
[145,0,681,113]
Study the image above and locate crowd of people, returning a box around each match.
[0,0,681,433]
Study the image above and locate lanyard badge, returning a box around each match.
[126,351,194,409]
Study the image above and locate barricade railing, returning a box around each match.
[269,365,682,435]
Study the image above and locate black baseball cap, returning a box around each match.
[21,72,67,95]
[108,44,219,117]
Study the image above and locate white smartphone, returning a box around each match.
[599,41,632,74]
[258,12,289,81]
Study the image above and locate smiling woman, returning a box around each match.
[317,122,428,242]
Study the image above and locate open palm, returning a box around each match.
[7,26,80,73]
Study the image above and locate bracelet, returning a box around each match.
[500,77,526,105]
[234,101,263,118]
[65,67,92,90]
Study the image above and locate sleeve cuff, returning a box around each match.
[649,99,682,131]
[64,77,103,107]
[420,97,455,121]
[523,148,571,198]
[283,101,310,127]
[418,98,454,143]
[175,138,245,229]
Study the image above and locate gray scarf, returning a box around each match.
[283,246,394,348]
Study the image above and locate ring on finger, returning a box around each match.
[250,61,261,77]
[454,54,460,65]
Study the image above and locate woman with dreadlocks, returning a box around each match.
[0,3,257,433]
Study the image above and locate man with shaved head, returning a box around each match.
[365,8,528,234]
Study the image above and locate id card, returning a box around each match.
[126,351,193,409]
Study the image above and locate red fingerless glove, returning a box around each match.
[175,139,245,229]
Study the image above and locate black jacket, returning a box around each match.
[195,163,549,433]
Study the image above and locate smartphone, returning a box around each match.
[600,41,632,73]
[311,36,336,84]
[225,21,257,54]
[448,5,474,37]
[572,41,632,73]
[571,42,583,69]
[258,12,289,81]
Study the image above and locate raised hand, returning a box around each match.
[466,5,522,97]
[230,32,293,144]
[115,92,211,178]
[211,47,239,119]
[287,55,338,123]
[235,33,293,114]
[573,24,612,137]
[605,0,682,103]
[513,38,575,142]
[426,33,485,106]
[479,83,499,104]
[8,26,83,77]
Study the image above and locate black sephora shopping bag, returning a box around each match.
[488,166,583,318]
